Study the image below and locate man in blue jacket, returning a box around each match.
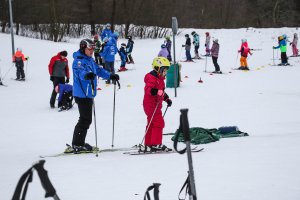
[66,38,119,154]
[100,23,113,41]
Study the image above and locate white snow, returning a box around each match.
[0,27,300,200]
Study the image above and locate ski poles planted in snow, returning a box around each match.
[111,80,120,148]
[92,99,99,157]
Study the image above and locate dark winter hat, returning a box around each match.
[191,31,196,35]
[126,36,132,40]
[60,51,68,57]
[185,34,189,37]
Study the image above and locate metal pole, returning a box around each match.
[111,82,116,148]
[173,34,177,97]
[8,0,15,56]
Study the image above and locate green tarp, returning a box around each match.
[166,64,180,88]
[170,127,249,145]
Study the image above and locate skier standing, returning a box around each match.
[93,35,102,65]
[210,38,221,73]
[100,23,113,41]
[12,48,28,81]
[143,57,172,152]
[273,35,289,65]
[182,34,193,62]
[48,50,70,108]
[290,33,299,57]
[191,31,200,59]
[158,44,169,59]
[238,39,252,70]
[66,39,120,154]
[118,43,128,72]
[164,36,172,61]
[126,36,135,64]
[205,32,211,56]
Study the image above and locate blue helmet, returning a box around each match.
[282,34,287,39]
[113,31,119,38]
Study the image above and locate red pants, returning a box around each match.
[144,107,164,146]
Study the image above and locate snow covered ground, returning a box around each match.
[0,27,300,200]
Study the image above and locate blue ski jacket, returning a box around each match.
[57,83,73,103]
[72,50,111,98]
[100,39,117,62]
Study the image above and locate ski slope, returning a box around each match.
[0,27,300,200]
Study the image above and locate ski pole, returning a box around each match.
[272,48,275,66]
[25,59,29,79]
[92,99,99,157]
[163,106,169,118]
[234,52,239,69]
[204,54,207,72]
[111,80,117,148]
[2,63,14,80]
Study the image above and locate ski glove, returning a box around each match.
[166,98,172,107]
[66,78,69,83]
[110,74,120,81]
[50,76,54,81]
[84,72,96,80]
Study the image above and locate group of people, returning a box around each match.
[273,33,299,66]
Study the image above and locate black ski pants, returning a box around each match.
[72,97,94,146]
[50,77,65,106]
[281,52,288,64]
[16,62,25,79]
[212,56,220,71]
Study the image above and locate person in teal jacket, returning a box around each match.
[67,38,120,154]
[273,35,289,65]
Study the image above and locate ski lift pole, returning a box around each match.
[180,108,197,200]
[204,54,207,72]
[172,17,178,97]
[272,48,275,66]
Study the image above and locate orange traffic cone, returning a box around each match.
[198,77,203,83]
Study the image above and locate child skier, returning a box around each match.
[210,38,221,73]
[182,34,193,62]
[290,33,299,57]
[164,36,172,61]
[205,32,211,56]
[158,44,169,59]
[12,48,28,81]
[191,31,200,59]
[126,36,135,64]
[273,35,289,65]
[55,83,73,111]
[93,35,102,65]
[118,43,128,72]
[143,56,172,152]
[238,39,252,70]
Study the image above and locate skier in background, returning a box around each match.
[158,44,169,59]
[13,48,28,81]
[55,83,73,111]
[182,34,193,62]
[126,36,135,64]
[143,57,172,152]
[117,43,128,72]
[273,35,289,66]
[290,33,299,57]
[100,23,113,41]
[164,36,172,61]
[48,50,69,108]
[93,35,102,65]
[205,32,211,56]
[238,39,252,70]
[210,38,221,73]
[191,31,200,59]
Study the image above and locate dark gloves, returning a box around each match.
[110,74,120,81]
[66,77,69,83]
[150,88,158,96]
[50,76,54,81]
[166,98,172,107]
[182,45,185,47]
[84,72,96,80]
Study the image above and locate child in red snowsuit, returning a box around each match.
[143,57,172,152]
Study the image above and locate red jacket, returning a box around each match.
[143,70,168,115]
[48,53,70,78]
[239,42,251,57]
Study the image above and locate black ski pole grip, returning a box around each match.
[180,109,190,142]
[33,160,58,198]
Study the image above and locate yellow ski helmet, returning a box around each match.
[152,57,171,73]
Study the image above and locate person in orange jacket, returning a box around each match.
[12,48,28,81]
[238,39,252,70]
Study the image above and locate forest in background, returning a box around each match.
[0,0,299,41]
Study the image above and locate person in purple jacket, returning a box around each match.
[55,83,73,110]
[158,44,169,59]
